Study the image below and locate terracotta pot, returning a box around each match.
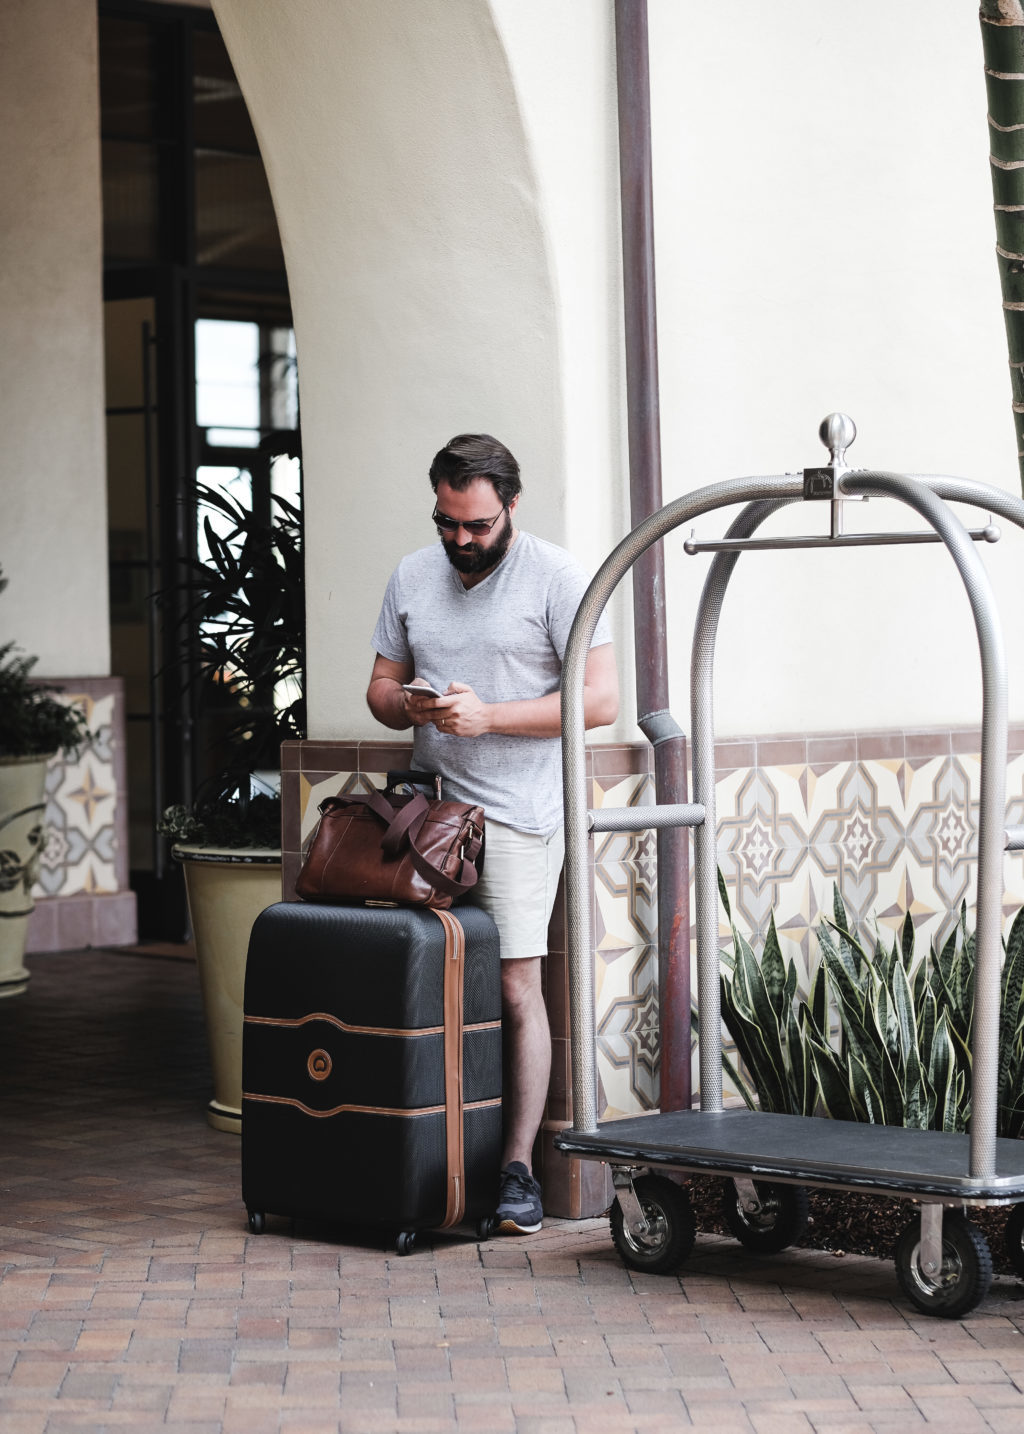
[175,847,281,1133]
[0,754,51,998]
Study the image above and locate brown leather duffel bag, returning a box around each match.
[295,771,484,910]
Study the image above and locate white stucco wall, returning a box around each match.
[218,0,1023,744]
[0,0,109,676]
[649,0,1022,735]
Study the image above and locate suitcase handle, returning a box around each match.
[386,769,442,800]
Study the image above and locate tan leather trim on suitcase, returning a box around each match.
[245,1011,443,1037]
[433,908,466,1229]
[241,1092,502,1120]
[243,1012,502,1036]
[243,1091,446,1118]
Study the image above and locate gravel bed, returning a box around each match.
[686,1174,1020,1276]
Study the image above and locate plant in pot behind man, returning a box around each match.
[0,566,88,761]
[0,564,88,992]
[157,479,305,849]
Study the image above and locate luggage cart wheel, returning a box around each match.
[721,1179,809,1254]
[395,1231,417,1257]
[247,1210,265,1235]
[609,1174,696,1275]
[1004,1203,1024,1279]
[894,1211,992,1318]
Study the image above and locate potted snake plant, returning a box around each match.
[0,566,88,996]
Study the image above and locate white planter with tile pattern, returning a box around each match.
[0,754,51,996]
[175,847,282,1133]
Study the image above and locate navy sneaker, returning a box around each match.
[494,1161,543,1234]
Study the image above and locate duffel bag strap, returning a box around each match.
[404,811,483,899]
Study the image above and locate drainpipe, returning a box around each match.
[614,0,691,1111]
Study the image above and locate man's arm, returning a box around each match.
[399,643,619,739]
[366,652,423,730]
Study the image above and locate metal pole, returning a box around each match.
[615,0,691,1111]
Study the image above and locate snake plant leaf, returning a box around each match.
[934,922,958,991]
[721,1045,759,1111]
[760,913,788,1020]
[903,1040,929,1130]
[999,903,1024,1011]
[719,974,791,1113]
[717,867,732,922]
[928,1012,956,1129]
[836,1007,884,1102]
[948,1071,968,1134]
[950,946,975,1045]
[798,992,831,1051]
[998,906,1024,1112]
[871,931,893,988]
[928,947,957,1015]
[783,949,798,1009]
[900,910,916,971]
[1000,1079,1024,1139]
[917,982,938,1069]
[889,958,918,1066]
[732,928,788,1057]
[783,1002,811,1115]
[945,1018,973,1088]
[819,936,868,1024]
[823,918,861,985]
[872,981,900,1064]
[912,952,929,1005]
[805,1038,858,1122]
[847,1047,882,1124]
[808,959,830,1035]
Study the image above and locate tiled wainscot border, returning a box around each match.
[282,725,1024,1217]
[26,677,137,952]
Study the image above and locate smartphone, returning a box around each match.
[402,682,444,699]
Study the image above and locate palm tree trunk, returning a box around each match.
[981,0,1024,489]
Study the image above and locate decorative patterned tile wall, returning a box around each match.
[590,726,1024,1119]
[26,678,137,952]
[281,725,1024,1212]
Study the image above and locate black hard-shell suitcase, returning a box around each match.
[241,900,502,1252]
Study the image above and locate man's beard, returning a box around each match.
[442,508,514,575]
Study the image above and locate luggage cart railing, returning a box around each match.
[557,415,1024,1316]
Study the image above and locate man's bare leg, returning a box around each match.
[499,955,550,1171]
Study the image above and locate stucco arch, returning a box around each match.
[212,0,599,737]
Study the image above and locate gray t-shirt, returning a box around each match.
[371,530,612,835]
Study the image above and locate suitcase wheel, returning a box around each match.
[476,1217,495,1240]
[396,1231,417,1256]
[247,1209,266,1235]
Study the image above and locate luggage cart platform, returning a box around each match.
[555,1109,1024,1204]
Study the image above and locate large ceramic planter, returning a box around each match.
[175,846,281,1133]
[0,753,51,998]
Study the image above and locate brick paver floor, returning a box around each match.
[3,949,1024,1433]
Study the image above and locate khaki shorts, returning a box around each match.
[468,819,565,961]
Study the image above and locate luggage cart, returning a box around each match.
[555,414,1024,1317]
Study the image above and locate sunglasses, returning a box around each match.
[432,504,507,537]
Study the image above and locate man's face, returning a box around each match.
[435,478,517,575]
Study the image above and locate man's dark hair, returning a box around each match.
[428,433,522,507]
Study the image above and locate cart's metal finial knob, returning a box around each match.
[819,412,856,467]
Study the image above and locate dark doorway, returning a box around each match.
[100,1,301,937]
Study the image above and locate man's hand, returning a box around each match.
[403,681,446,728]
[430,682,490,738]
